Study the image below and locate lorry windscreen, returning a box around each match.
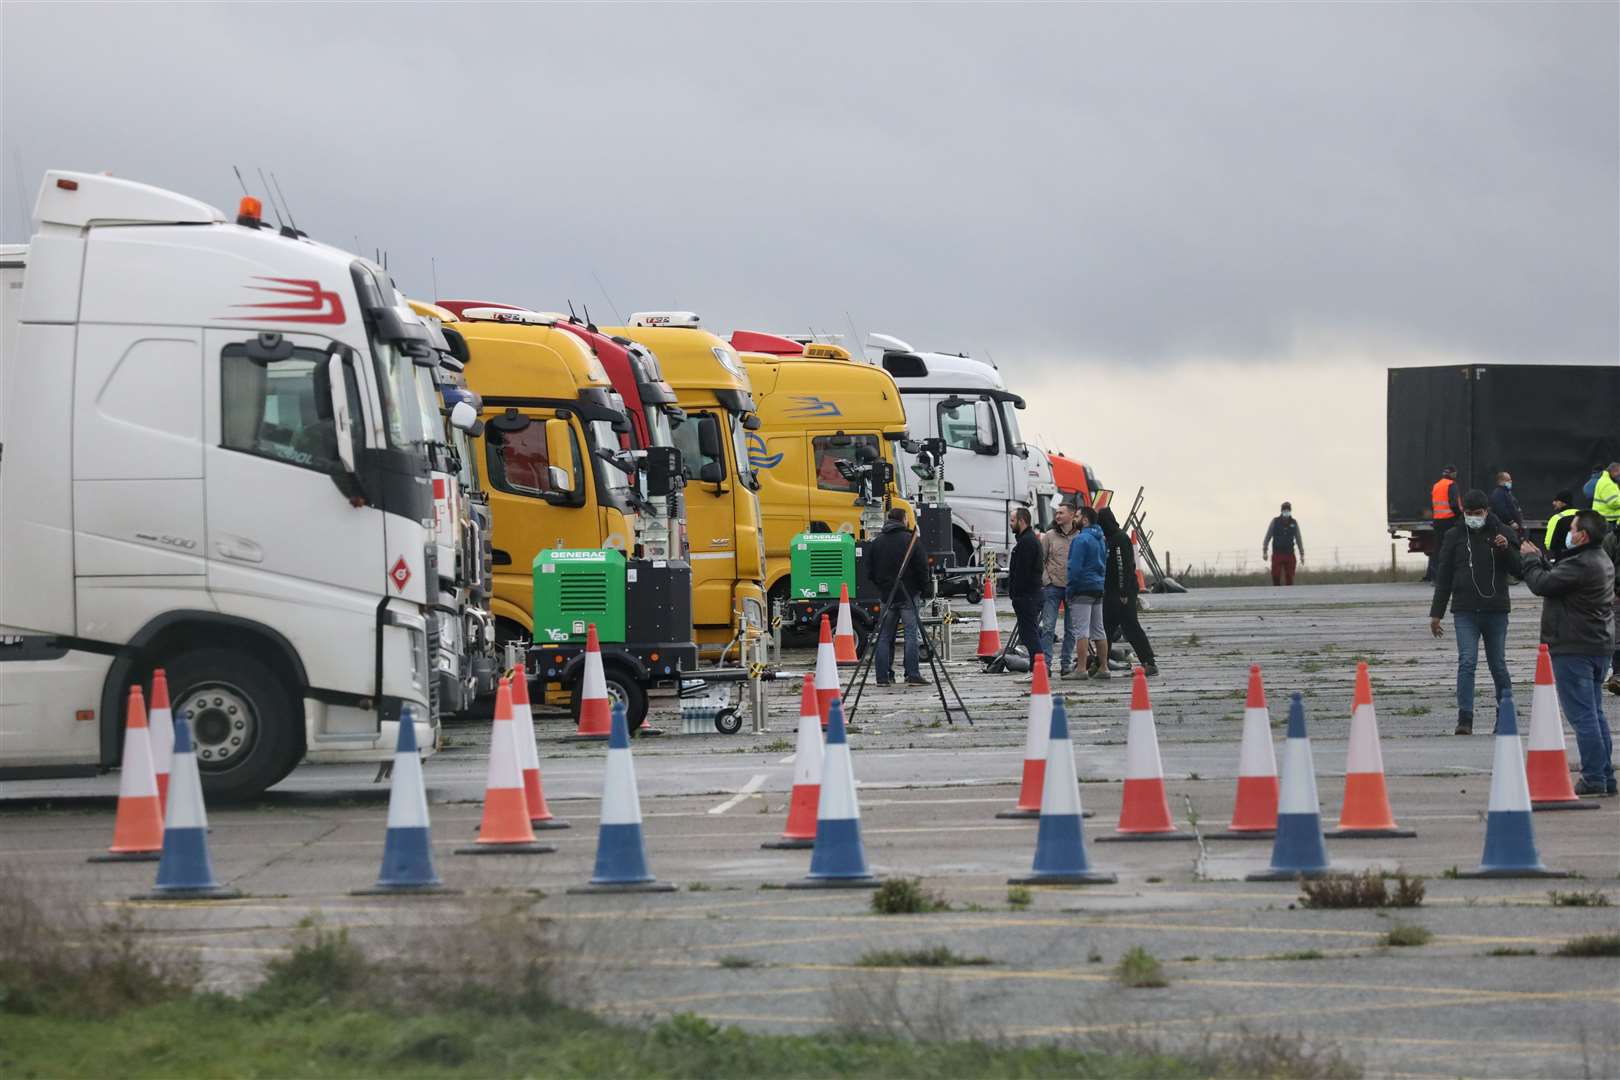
[371,339,431,450]
[645,404,676,451]
[588,417,635,512]
[727,413,757,491]
[1000,399,1026,456]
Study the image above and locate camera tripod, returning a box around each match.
[842,533,973,726]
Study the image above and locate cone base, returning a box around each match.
[1007,871,1117,886]
[567,881,678,894]
[785,876,881,890]
[88,851,161,863]
[351,884,463,896]
[996,808,1040,819]
[1328,827,1417,839]
[531,818,572,830]
[1245,868,1335,881]
[134,886,244,901]
[761,838,816,849]
[1095,830,1194,843]
[1455,866,1571,879]
[453,842,557,855]
[1532,799,1601,812]
[1203,830,1277,841]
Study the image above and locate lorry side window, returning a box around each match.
[812,435,879,491]
[939,400,980,451]
[221,345,348,472]
[672,411,724,482]
[485,423,579,499]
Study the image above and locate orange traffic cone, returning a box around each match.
[89,686,164,863]
[457,677,556,855]
[1525,645,1599,811]
[567,624,613,741]
[763,677,824,849]
[813,614,840,727]
[997,653,1051,819]
[833,584,859,666]
[510,670,568,829]
[1331,663,1416,838]
[1097,668,1192,842]
[1208,665,1280,839]
[149,669,175,814]
[976,574,1002,659]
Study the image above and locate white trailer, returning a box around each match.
[1,171,438,799]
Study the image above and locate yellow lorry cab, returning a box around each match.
[602,313,767,655]
[731,335,915,625]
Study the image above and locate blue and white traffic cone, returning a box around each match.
[568,703,675,893]
[1247,694,1333,881]
[788,698,881,889]
[354,707,457,895]
[1009,697,1117,885]
[136,712,242,900]
[1459,697,1571,879]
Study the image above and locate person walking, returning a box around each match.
[1424,465,1462,583]
[1100,507,1158,677]
[1007,506,1044,672]
[1582,464,1605,508]
[1488,471,1526,539]
[1038,500,1081,675]
[1545,491,1580,556]
[1429,490,1516,735]
[1262,502,1305,586]
[1593,462,1620,526]
[1067,505,1108,679]
[1515,510,1616,796]
[866,507,929,687]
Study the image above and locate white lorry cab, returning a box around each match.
[865,333,1032,567]
[1,171,439,799]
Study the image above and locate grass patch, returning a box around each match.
[1382,924,1433,948]
[1548,889,1611,907]
[1006,885,1032,911]
[855,946,992,969]
[1114,945,1168,988]
[1299,871,1425,910]
[1554,933,1620,958]
[1396,704,1431,716]
[716,955,759,970]
[1486,947,1537,957]
[871,878,951,915]
[1273,949,1326,961]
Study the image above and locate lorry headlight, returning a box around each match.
[742,597,766,633]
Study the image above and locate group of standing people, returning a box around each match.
[1008,500,1157,680]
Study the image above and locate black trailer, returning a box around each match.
[1387,364,1620,553]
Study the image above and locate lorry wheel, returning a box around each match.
[569,667,648,734]
[162,648,302,803]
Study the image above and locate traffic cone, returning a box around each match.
[976,575,1002,659]
[1457,697,1571,879]
[1330,663,1415,838]
[89,686,163,863]
[763,676,823,849]
[833,584,859,666]
[1525,645,1598,812]
[787,698,880,889]
[510,670,568,829]
[1009,697,1117,885]
[1247,694,1333,881]
[136,711,242,899]
[1097,668,1191,842]
[569,703,676,893]
[814,614,839,727]
[565,624,613,741]
[149,669,174,814]
[354,706,457,895]
[456,678,555,855]
[997,653,1051,819]
[1207,665,1279,840]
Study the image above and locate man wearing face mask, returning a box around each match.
[1516,510,1616,796]
[1262,502,1305,586]
[1489,471,1526,540]
[1429,490,1515,736]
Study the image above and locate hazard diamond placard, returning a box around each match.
[389,556,412,593]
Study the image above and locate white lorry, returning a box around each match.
[865,333,1032,567]
[1,171,438,799]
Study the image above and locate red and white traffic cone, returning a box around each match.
[148,669,175,815]
[456,677,556,856]
[89,686,164,863]
[833,584,859,666]
[976,575,1002,659]
[814,614,840,727]
[510,670,568,829]
[763,677,824,849]
[1525,645,1598,811]
[1208,665,1279,839]
[997,653,1051,819]
[1331,663,1415,838]
[1097,668,1192,842]
[567,624,613,741]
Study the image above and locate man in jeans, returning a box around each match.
[1516,510,1616,796]
[1067,505,1109,679]
[1038,500,1080,675]
[1429,489,1515,735]
[867,507,929,687]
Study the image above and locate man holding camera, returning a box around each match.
[868,507,929,687]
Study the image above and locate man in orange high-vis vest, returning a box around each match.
[1423,465,1463,583]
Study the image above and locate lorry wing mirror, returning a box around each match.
[246,332,294,364]
[449,400,479,433]
[698,462,724,485]
[322,349,357,474]
[697,416,723,460]
[972,400,997,455]
[743,412,762,432]
[544,419,577,495]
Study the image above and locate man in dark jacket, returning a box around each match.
[1262,502,1305,586]
[1429,490,1515,735]
[866,508,929,686]
[1100,508,1158,676]
[1546,491,1579,556]
[1007,506,1043,673]
[1488,472,1526,538]
[1516,510,1616,795]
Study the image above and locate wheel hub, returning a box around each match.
[181,683,258,768]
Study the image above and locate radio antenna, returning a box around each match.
[430,257,440,302]
[269,172,301,235]
[255,168,286,231]
[590,268,624,325]
[567,299,580,323]
[231,165,252,197]
[582,304,595,330]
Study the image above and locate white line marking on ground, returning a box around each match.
[777,754,796,765]
[708,773,767,815]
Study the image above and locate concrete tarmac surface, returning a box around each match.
[5,583,1617,1078]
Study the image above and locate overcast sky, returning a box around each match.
[4,3,1616,567]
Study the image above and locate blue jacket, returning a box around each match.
[1067,524,1106,596]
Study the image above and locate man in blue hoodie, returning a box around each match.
[1067,505,1109,679]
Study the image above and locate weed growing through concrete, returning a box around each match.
[1441,866,1461,879]
[1005,885,1032,911]
[1548,889,1611,907]
[1273,949,1327,961]
[1382,924,1433,948]
[1087,946,1105,964]
[1114,946,1168,988]
[871,878,950,914]
[686,882,712,892]
[856,946,992,969]
[1486,947,1537,957]
[1299,871,1424,909]
[716,955,758,969]
[1555,934,1620,958]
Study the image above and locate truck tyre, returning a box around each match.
[162,648,302,803]
[569,665,648,734]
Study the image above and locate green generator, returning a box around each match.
[789,531,856,600]
[532,548,626,644]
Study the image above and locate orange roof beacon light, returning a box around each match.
[235,196,262,228]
